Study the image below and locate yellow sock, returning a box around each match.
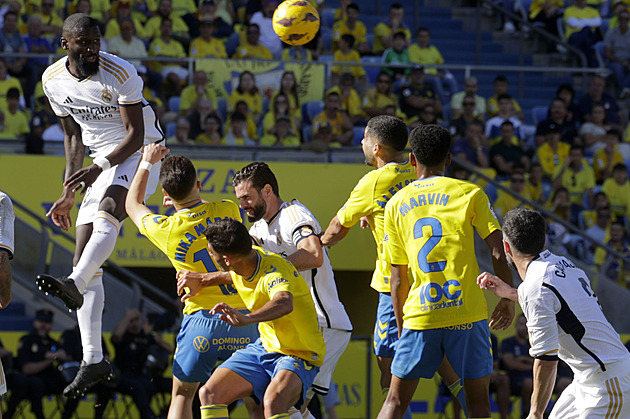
[269,414,290,419]
[200,404,228,419]
[447,378,463,397]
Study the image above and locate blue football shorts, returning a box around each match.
[217,338,319,408]
[391,320,493,381]
[172,309,259,383]
[373,292,399,358]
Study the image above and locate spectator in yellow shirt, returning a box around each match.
[362,71,398,118]
[196,113,224,145]
[228,71,263,124]
[104,1,149,40]
[593,129,624,183]
[332,3,370,54]
[262,93,299,137]
[260,116,301,147]
[148,17,188,96]
[189,18,227,58]
[332,34,367,87]
[493,171,529,218]
[537,126,571,179]
[487,74,524,121]
[0,88,29,141]
[312,91,353,146]
[179,70,217,117]
[270,71,302,125]
[372,3,411,54]
[602,163,630,219]
[145,0,191,44]
[327,73,363,125]
[233,23,272,60]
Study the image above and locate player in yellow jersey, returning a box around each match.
[378,124,514,419]
[321,115,466,418]
[125,144,259,419]
[195,219,325,419]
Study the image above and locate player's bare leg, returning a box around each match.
[377,375,420,419]
[463,375,492,418]
[437,356,468,416]
[263,369,303,418]
[199,368,253,418]
[168,378,199,419]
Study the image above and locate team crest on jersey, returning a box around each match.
[101,89,112,103]
[193,336,210,353]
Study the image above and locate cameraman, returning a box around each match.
[111,309,172,419]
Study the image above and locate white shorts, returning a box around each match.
[308,328,351,397]
[550,359,630,419]
[76,151,160,226]
[0,358,6,395]
[0,191,14,257]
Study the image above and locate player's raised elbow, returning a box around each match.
[275,291,294,317]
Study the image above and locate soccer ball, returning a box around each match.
[272,0,320,46]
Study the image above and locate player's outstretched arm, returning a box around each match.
[212,291,293,326]
[484,230,515,330]
[527,358,557,419]
[321,216,351,248]
[176,270,233,301]
[390,264,409,338]
[47,117,85,230]
[126,144,170,226]
[287,234,323,270]
[477,272,518,302]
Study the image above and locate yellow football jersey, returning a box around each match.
[384,176,500,330]
[230,247,325,366]
[336,161,416,293]
[139,200,246,315]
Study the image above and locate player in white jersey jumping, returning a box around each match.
[35,13,164,398]
[478,207,630,419]
[232,162,352,419]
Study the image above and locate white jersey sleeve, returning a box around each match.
[41,52,164,156]
[0,191,14,258]
[519,250,630,382]
[249,200,352,331]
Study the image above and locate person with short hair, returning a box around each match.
[323,118,469,419]
[36,13,165,398]
[126,147,260,418]
[233,162,352,419]
[196,218,325,419]
[478,207,630,419]
[377,124,514,419]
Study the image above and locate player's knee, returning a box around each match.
[263,389,296,414]
[198,383,220,405]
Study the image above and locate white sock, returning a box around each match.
[71,211,120,293]
[77,269,104,365]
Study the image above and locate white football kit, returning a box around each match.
[42,52,163,225]
[0,190,13,396]
[519,250,630,418]
[249,199,352,396]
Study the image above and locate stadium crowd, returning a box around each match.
[2,0,630,416]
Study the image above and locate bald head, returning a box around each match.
[62,13,99,37]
